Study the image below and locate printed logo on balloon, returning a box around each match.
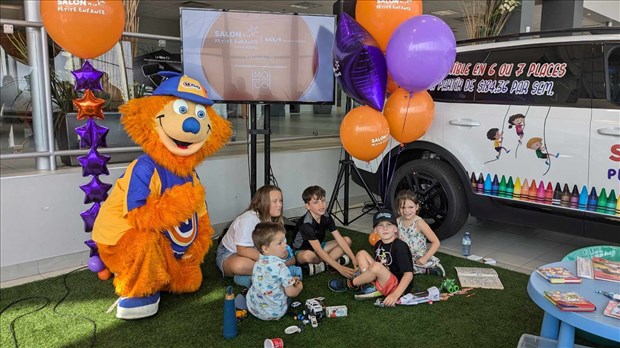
[40,0,125,281]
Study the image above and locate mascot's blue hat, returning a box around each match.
[152,71,214,106]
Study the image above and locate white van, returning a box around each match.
[353,30,620,242]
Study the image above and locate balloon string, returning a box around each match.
[399,91,414,143]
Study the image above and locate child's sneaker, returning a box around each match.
[116,292,160,319]
[328,278,358,292]
[308,262,326,276]
[354,284,382,300]
[427,263,446,277]
[337,255,351,266]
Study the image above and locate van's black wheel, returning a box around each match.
[387,159,468,240]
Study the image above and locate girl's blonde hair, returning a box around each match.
[248,185,283,224]
[395,189,420,217]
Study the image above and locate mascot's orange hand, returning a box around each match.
[128,181,206,233]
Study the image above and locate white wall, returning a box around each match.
[0,147,365,281]
[584,0,620,23]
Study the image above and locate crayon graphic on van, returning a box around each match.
[506,177,514,199]
[587,187,598,212]
[513,177,522,200]
[578,186,588,210]
[561,184,571,207]
[597,188,607,214]
[552,183,562,206]
[607,190,617,215]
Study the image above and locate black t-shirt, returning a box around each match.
[292,211,337,251]
[374,239,414,290]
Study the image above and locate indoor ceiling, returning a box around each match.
[0,0,616,42]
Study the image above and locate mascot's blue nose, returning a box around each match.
[182,118,201,134]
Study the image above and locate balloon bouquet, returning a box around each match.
[334,0,456,164]
[40,1,126,280]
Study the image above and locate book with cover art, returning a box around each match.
[544,291,596,312]
[536,266,581,284]
[603,300,620,319]
[592,257,620,283]
[455,267,504,290]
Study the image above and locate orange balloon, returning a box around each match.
[40,0,125,59]
[386,72,399,95]
[98,268,112,281]
[340,106,390,162]
[356,0,423,52]
[384,88,434,144]
[369,232,380,246]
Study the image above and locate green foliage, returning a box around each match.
[1,229,544,348]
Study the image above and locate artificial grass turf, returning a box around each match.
[1,228,544,348]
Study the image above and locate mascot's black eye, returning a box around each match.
[173,99,189,115]
[195,105,207,119]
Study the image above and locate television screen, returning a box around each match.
[180,9,336,104]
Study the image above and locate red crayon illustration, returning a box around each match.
[536,181,545,203]
[544,182,553,205]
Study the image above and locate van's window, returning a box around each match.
[608,46,620,105]
[430,44,589,107]
[429,51,489,103]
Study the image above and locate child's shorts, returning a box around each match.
[374,273,398,296]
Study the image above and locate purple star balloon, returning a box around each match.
[333,13,387,111]
[77,148,111,177]
[72,60,104,92]
[80,202,100,232]
[75,118,109,148]
[84,239,99,257]
[80,176,113,204]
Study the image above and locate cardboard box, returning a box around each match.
[325,305,347,318]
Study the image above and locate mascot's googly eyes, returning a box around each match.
[195,105,206,119]
[173,99,189,115]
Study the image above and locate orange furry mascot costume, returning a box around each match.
[92,72,231,319]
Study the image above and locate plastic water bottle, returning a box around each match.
[222,286,238,339]
[461,232,471,256]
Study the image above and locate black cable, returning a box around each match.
[0,267,97,348]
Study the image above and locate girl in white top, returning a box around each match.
[395,190,445,276]
[216,185,295,279]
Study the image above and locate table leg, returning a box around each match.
[540,312,559,339]
[557,322,575,348]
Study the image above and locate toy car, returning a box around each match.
[305,298,325,320]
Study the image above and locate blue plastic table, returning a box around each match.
[527,261,620,347]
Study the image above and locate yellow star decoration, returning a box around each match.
[73,89,105,120]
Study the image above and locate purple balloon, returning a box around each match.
[77,148,110,177]
[84,239,99,257]
[75,119,109,149]
[79,176,113,204]
[88,255,105,273]
[386,15,456,92]
[72,60,104,92]
[333,13,387,111]
[80,202,100,232]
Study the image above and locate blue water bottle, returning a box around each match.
[461,232,471,257]
[223,286,238,339]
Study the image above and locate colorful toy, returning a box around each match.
[441,279,460,293]
[305,298,325,320]
[91,72,232,319]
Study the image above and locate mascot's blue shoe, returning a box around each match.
[116,292,160,320]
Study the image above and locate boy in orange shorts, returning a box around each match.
[328,209,413,306]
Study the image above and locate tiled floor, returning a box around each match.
[1,203,617,290]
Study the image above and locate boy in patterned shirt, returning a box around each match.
[247,222,303,320]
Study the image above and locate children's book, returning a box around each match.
[455,267,504,290]
[592,257,620,283]
[576,257,593,279]
[603,300,620,319]
[543,291,596,312]
[536,266,581,284]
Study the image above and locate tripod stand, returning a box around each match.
[327,151,382,226]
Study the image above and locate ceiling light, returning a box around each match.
[431,9,459,16]
[290,2,322,10]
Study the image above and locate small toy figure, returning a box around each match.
[441,279,460,293]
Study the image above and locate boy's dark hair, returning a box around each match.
[252,221,286,253]
[302,185,326,203]
[507,114,525,128]
[486,128,499,140]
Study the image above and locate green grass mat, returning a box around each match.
[1,229,544,347]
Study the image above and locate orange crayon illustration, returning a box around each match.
[528,179,537,202]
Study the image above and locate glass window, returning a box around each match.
[608,46,620,105]
[429,51,489,103]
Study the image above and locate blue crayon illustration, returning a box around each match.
[491,174,499,196]
[578,186,588,210]
[586,187,598,212]
[484,174,492,194]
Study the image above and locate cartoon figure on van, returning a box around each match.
[526,137,559,165]
[486,128,510,160]
[507,113,526,144]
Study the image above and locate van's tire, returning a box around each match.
[387,159,468,240]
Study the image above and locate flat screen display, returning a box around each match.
[181,9,336,104]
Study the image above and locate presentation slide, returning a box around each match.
[181,9,336,104]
